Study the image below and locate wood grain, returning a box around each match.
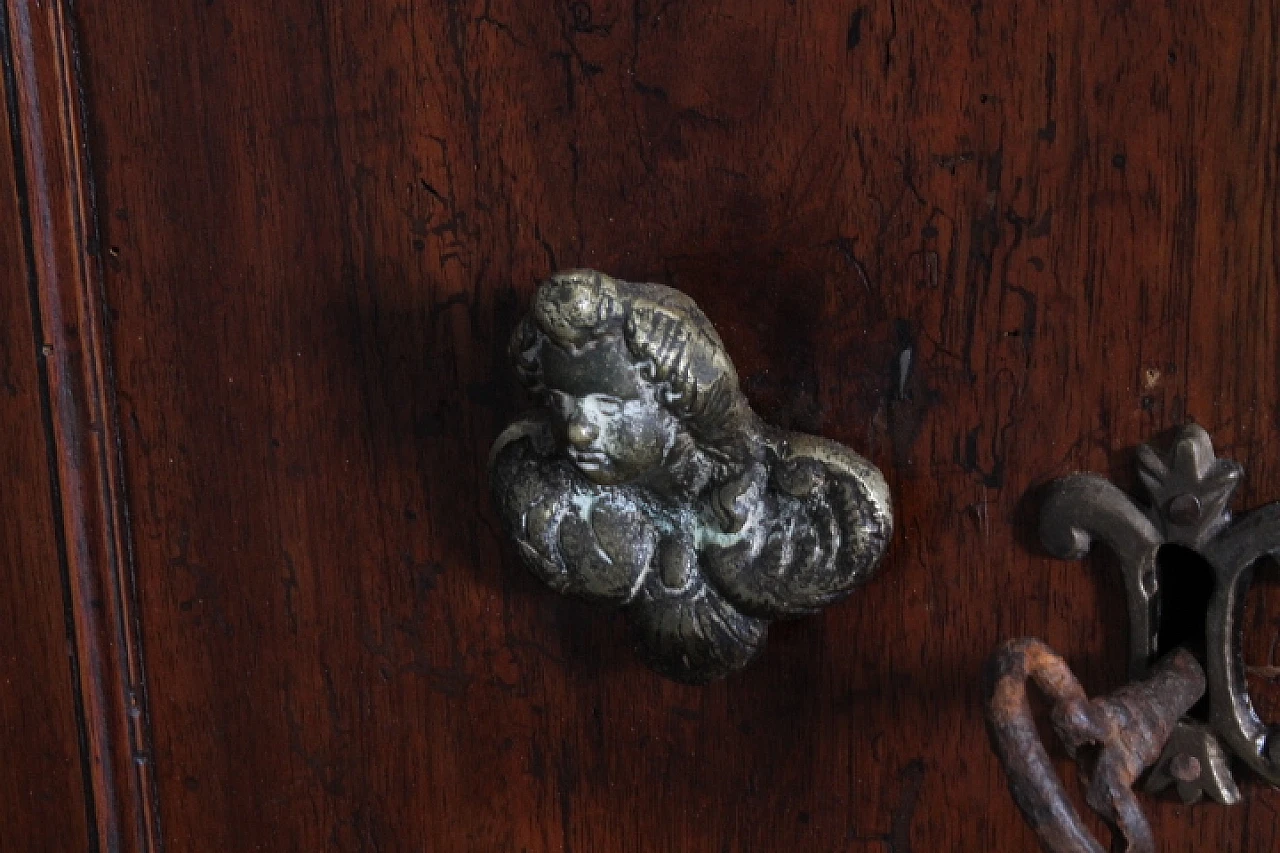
[49,0,1280,849]
[0,8,92,850]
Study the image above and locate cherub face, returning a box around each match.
[540,333,680,486]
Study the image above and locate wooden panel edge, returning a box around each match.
[2,2,160,851]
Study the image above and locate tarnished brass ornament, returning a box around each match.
[490,270,893,683]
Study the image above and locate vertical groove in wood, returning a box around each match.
[3,1,159,851]
[0,7,95,852]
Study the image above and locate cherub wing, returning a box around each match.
[702,432,893,618]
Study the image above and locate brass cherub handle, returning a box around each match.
[986,639,1205,853]
[489,270,893,683]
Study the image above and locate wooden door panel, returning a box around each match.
[11,0,1279,850]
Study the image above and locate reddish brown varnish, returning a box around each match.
[4,1,1280,850]
[0,11,93,850]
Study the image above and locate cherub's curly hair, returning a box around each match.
[512,270,763,484]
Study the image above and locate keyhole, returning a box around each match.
[1153,543,1215,718]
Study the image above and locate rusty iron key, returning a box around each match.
[985,638,1206,853]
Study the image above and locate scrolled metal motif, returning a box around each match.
[1039,423,1280,800]
[489,270,892,683]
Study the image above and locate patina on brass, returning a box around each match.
[489,270,892,683]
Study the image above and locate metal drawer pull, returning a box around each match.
[987,425,1279,851]
[489,270,893,683]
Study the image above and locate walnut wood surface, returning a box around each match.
[9,0,1280,850]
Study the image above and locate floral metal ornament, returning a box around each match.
[489,270,892,683]
[1039,423,1280,802]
